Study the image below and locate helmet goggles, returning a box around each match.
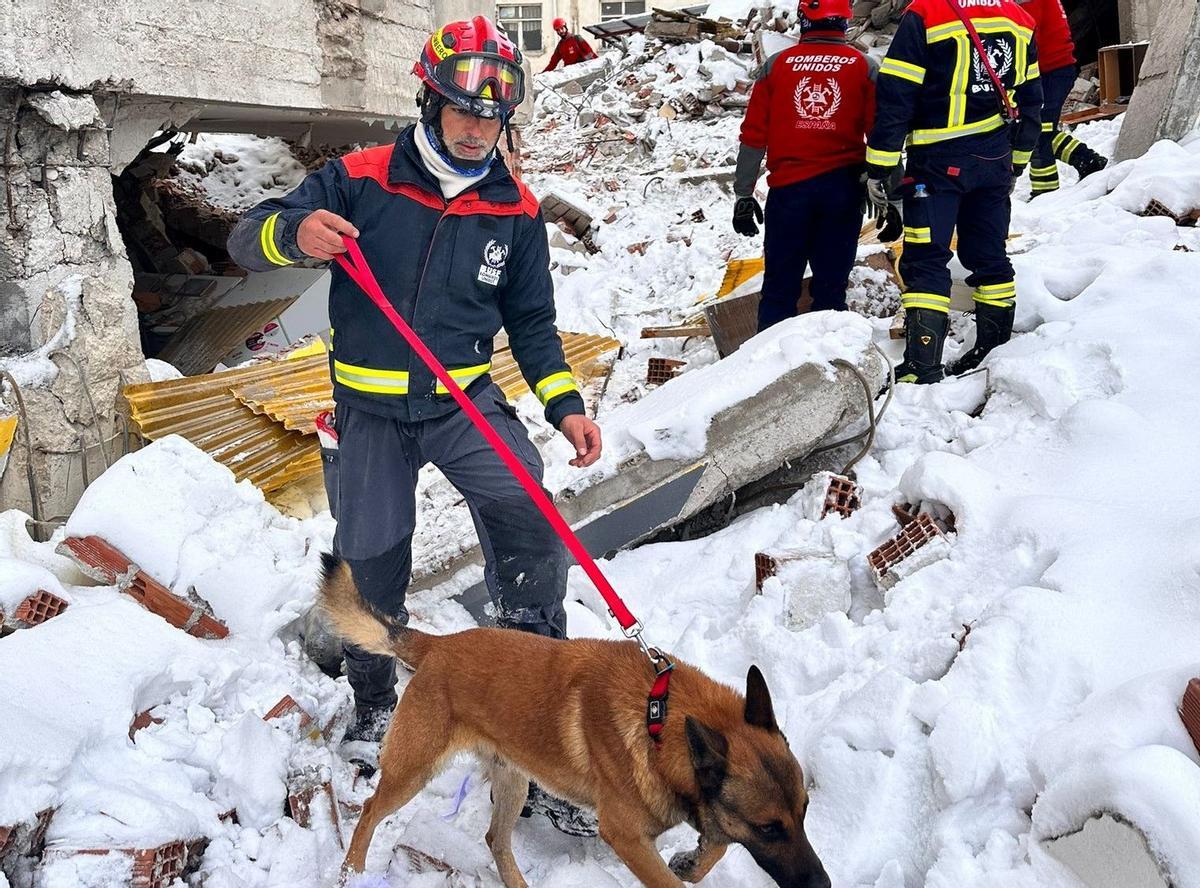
[435,53,525,113]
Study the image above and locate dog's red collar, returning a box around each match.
[646,650,675,746]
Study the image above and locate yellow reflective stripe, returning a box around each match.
[534,371,580,404]
[333,360,492,396]
[1056,135,1080,162]
[434,362,492,394]
[260,213,291,267]
[1025,61,1039,80]
[1029,165,1058,176]
[1030,182,1059,192]
[334,367,409,394]
[880,58,926,84]
[910,115,1004,145]
[976,281,1015,292]
[866,146,902,166]
[1041,122,1055,132]
[1012,149,1033,165]
[928,18,1033,42]
[975,295,1015,307]
[949,34,971,126]
[903,226,932,244]
[901,292,951,313]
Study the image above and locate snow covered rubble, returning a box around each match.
[3,34,1200,887]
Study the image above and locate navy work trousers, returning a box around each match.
[759,164,864,332]
[898,136,1016,314]
[322,382,568,710]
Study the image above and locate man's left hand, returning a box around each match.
[559,414,602,468]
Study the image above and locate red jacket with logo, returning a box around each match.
[543,34,597,71]
[739,34,878,188]
[1019,0,1075,73]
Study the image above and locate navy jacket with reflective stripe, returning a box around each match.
[226,126,585,428]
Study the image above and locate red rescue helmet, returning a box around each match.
[553,17,569,31]
[414,16,526,118]
[799,0,853,20]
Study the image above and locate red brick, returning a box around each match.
[0,808,54,864]
[263,695,313,729]
[129,710,164,741]
[754,553,777,592]
[646,357,686,386]
[57,536,228,639]
[286,770,343,847]
[867,513,949,588]
[130,841,189,888]
[8,590,69,627]
[1180,678,1200,756]
[821,475,861,519]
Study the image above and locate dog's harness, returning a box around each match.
[336,239,675,745]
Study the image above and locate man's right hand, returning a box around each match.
[732,196,763,237]
[865,176,891,223]
[297,210,359,260]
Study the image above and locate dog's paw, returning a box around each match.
[669,848,700,882]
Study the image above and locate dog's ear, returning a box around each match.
[685,716,729,799]
[744,665,778,733]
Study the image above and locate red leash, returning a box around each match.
[333,237,674,739]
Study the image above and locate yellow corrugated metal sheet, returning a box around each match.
[124,333,621,494]
[156,298,296,376]
[123,357,321,493]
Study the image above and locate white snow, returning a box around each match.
[173,134,308,213]
[4,40,1200,888]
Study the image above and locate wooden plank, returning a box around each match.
[640,324,711,339]
[1060,103,1126,126]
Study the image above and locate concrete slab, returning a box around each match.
[443,344,885,622]
[1044,814,1169,888]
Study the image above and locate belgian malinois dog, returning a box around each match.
[319,554,830,888]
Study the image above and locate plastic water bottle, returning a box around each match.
[914,183,929,199]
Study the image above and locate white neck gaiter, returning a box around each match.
[414,123,493,199]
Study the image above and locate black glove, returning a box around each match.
[1010,163,1026,195]
[865,176,891,225]
[876,203,903,242]
[732,196,763,237]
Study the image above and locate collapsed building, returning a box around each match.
[0,0,490,531]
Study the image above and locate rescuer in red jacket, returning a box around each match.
[733,0,882,331]
[1021,0,1107,195]
[543,18,598,71]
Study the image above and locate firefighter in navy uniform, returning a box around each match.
[227,16,602,836]
[733,0,886,332]
[1021,0,1107,196]
[866,0,1043,381]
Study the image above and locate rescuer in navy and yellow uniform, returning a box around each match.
[227,21,602,836]
[865,0,1043,382]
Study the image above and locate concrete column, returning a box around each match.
[0,88,148,532]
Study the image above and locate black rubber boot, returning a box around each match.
[948,302,1014,375]
[894,307,948,384]
[339,704,394,776]
[520,783,599,837]
[1053,132,1108,179]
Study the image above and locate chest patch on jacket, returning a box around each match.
[478,238,509,286]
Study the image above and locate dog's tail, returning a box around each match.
[317,552,434,669]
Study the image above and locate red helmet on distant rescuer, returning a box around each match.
[553,16,568,31]
[798,0,853,20]
[413,16,526,120]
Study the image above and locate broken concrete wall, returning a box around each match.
[0,88,148,529]
[0,0,435,124]
[1113,0,1200,162]
[1118,0,1161,42]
